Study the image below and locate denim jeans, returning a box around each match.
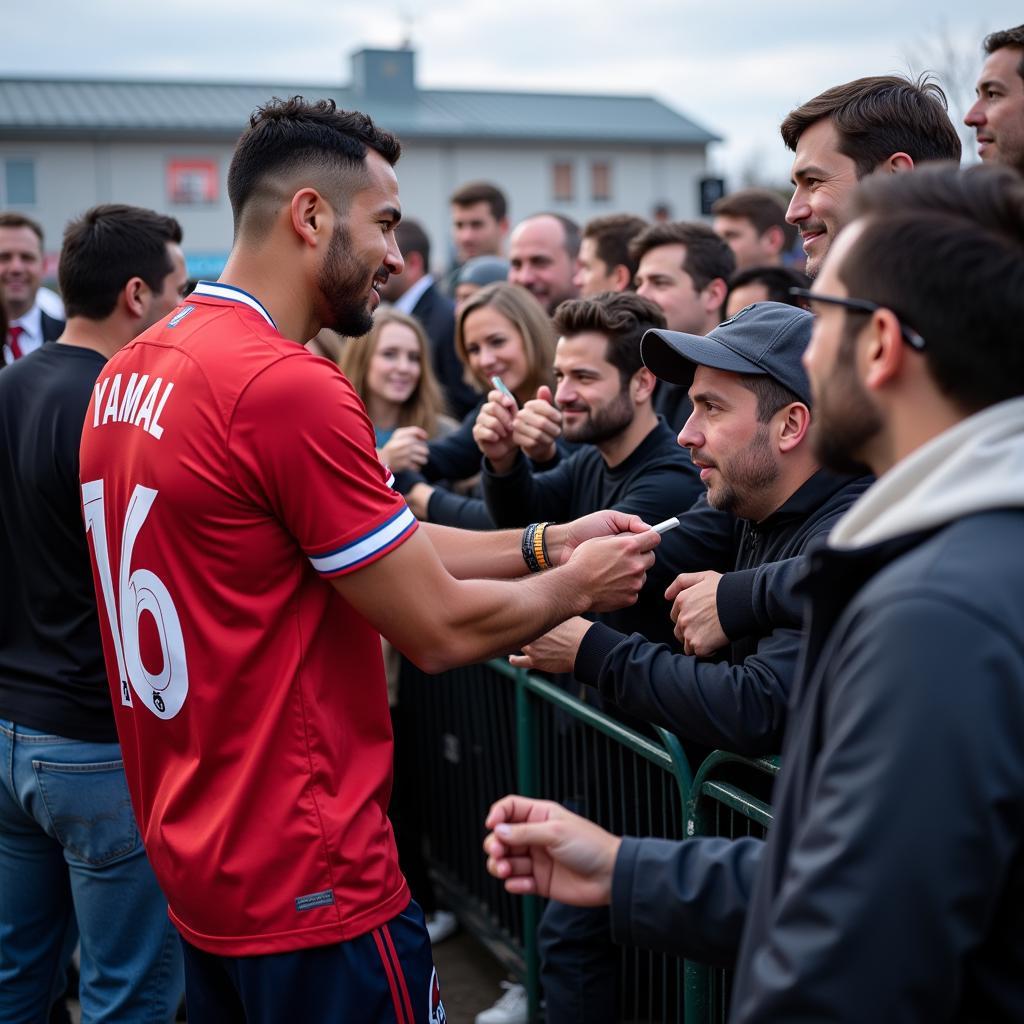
[0,719,183,1023]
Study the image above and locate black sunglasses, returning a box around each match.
[790,287,927,351]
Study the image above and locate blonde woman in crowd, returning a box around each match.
[340,308,456,469]
[401,282,558,528]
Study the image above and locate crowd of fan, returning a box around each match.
[1,21,1023,1024]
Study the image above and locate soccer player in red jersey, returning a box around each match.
[78,97,659,1022]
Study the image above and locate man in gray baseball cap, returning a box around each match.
[504,296,870,753]
[638,301,819,525]
[641,300,813,407]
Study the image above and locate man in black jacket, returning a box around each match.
[0,204,188,1020]
[485,164,1024,1023]
[474,291,703,1024]
[511,301,869,756]
[478,291,704,647]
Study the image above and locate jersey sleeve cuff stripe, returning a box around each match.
[308,506,417,575]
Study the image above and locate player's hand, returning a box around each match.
[565,530,660,613]
[379,427,429,472]
[472,390,518,472]
[483,795,621,906]
[551,509,654,566]
[513,386,562,464]
[509,617,590,675]
[666,570,727,656]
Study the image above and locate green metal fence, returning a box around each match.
[402,657,778,1023]
[683,753,780,1023]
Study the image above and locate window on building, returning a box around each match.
[591,161,612,202]
[4,159,36,205]
[552,161,574,202]
[167,158,219,205]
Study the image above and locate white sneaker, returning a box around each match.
[475,981,528,1024]
[426,910,458,945]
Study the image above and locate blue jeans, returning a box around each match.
[0,719,183,1023]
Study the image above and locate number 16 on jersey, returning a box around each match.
[82,479,190,720]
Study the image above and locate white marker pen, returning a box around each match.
[490,376,516,403]
[651,517,681,534]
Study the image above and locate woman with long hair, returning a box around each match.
[401,282,558,528]
[340,309,455,473]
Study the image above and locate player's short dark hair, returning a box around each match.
[394,219,431,271]
[553,291,666,388]
[449,181,508,221]
[0,211,44,246]
[984,25,1024,80]
[630,221,736,290]
[841,163,1024,412]
[227,96,401,236]
[58,204,183,320]
[780,75,962,178]
[582,214,648,284]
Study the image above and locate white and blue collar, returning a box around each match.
[193,281,276,329]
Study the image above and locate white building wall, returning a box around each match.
[1,135,708,282]
[399,140,708,275]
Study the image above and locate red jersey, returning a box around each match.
[79,282,417,956]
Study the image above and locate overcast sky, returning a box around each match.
[9,1,1021,184]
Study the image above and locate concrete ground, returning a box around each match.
[433,927,512,1024]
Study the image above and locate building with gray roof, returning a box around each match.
[0,47,719,281]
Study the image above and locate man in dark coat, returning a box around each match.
[484,164,1024,1023]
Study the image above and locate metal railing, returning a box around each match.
[683,753,780,1023]
[401,657,778,1023]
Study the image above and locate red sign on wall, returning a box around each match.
[167,159,219,205]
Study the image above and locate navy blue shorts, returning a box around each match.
[181,899,446,1023]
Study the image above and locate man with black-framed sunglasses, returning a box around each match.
[790,287,926,351]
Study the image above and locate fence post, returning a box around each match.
[654,726,693,807]
[515,668,541,1022]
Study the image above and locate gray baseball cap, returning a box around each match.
[640,301,814,405]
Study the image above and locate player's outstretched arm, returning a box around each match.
[423,509,653,580]
[482,795,621,906]
[330,525,659,673]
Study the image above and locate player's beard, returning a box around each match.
[561,389,634,445]
[318,221,380,338]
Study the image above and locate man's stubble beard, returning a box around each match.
[705,425,780,519]
[810,332,880,475]
[562,388,634,446]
